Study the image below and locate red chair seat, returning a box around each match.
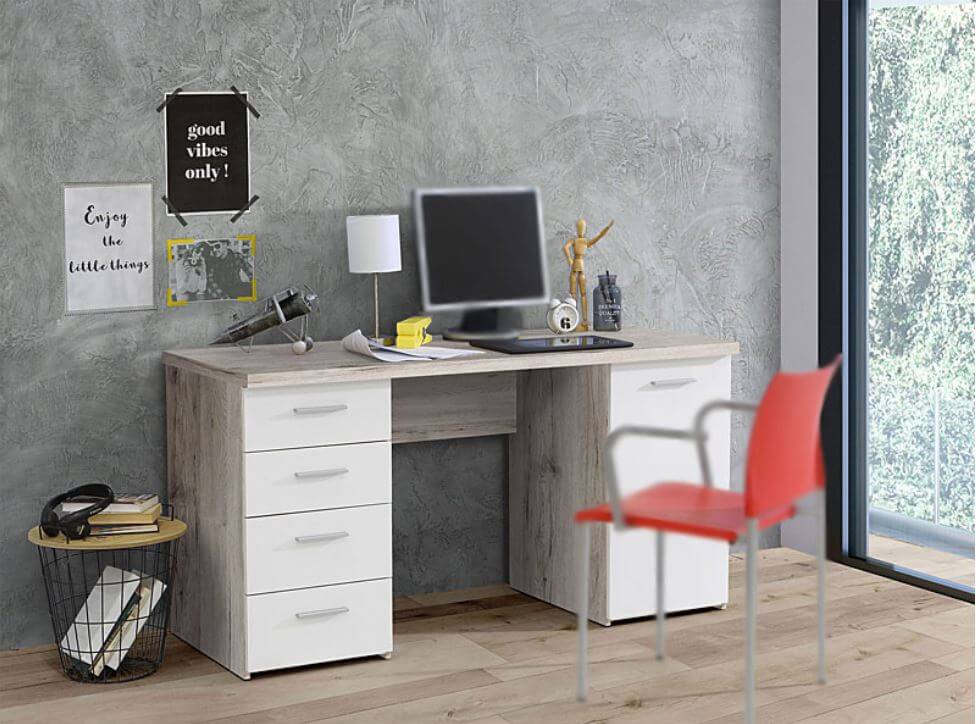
[574,482,794,542]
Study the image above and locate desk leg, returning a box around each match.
[509,365,611,625]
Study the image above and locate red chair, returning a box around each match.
[575,358,840,724]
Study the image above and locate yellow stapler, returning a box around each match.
[395,316,433,349]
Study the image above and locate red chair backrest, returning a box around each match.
[744,357,841,518]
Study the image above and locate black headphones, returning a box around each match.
[40,484,115,540]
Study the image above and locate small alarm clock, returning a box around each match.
[546,297,581,334]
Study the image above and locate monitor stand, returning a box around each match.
[443,308,519,341]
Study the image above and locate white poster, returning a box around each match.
[64,183,155,314]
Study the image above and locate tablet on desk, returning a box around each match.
[471,335,634,354]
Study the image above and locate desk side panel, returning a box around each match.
[509,366,610,624]
[166,365,248,678]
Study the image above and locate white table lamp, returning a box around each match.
[346,215,402,339]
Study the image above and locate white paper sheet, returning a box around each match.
[366,338,484,360]
[341,330,483,363]
[342,330,421,362]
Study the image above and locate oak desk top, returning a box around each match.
[163,328,739,389]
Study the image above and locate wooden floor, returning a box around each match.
[1,548,972,723]
[870,534,975,587]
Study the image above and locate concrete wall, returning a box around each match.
[0,0,780,648]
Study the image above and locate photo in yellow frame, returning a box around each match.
[166,234,256,307]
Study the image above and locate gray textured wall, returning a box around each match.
[0,0,780,649]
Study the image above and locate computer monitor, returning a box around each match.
[414,186,549,340]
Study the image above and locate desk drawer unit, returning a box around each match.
[246,504,392,594]
[247,578,393,673]
[167,367,394,679]
[245,441,392,517]
[243,380,391,451]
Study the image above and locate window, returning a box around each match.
[819,0,974,600]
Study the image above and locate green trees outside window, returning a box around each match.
[868,3,975,533]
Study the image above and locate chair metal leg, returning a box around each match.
[656,530,666,660]
[744,518,758,724]
[817,488,827,684]
[577,523,590,702]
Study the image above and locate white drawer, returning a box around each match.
[245,441,391,517]
[243,380,391,452]
[610,358,730,433]
[247,578,392,673]
[246,505,391,594]
[609,357,732,494]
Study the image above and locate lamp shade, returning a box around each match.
[346,215,402,274]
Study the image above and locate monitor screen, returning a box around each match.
[416,188,548,310]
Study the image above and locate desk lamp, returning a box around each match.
[346,214,401,339]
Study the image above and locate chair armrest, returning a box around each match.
[692,400,759,488]
[602,401,758,530]
[604,425,698,529]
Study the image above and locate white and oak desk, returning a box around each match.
[164,328,738,679]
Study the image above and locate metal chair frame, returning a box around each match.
[576,400,827,724]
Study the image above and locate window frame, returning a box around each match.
[818,0,974,603]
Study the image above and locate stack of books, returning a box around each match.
[61,565,167,675]
[59,493,161,537]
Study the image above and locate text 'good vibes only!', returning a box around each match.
[185,121,229,183]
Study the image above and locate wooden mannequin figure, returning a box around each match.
[563,217,614,331]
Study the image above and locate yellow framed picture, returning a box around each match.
[166,234,256,307]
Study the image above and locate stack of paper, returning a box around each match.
[341,330,484,363]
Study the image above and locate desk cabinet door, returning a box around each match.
[607,357,732,621]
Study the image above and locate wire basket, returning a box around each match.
[35,507,180,683]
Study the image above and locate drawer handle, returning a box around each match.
[292,404,348,416]
[294,531,349,544]
[644,377,697,389]
[293,467,349,480]
[295,606,349,620]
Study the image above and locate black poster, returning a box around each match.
[164,91,250,215]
